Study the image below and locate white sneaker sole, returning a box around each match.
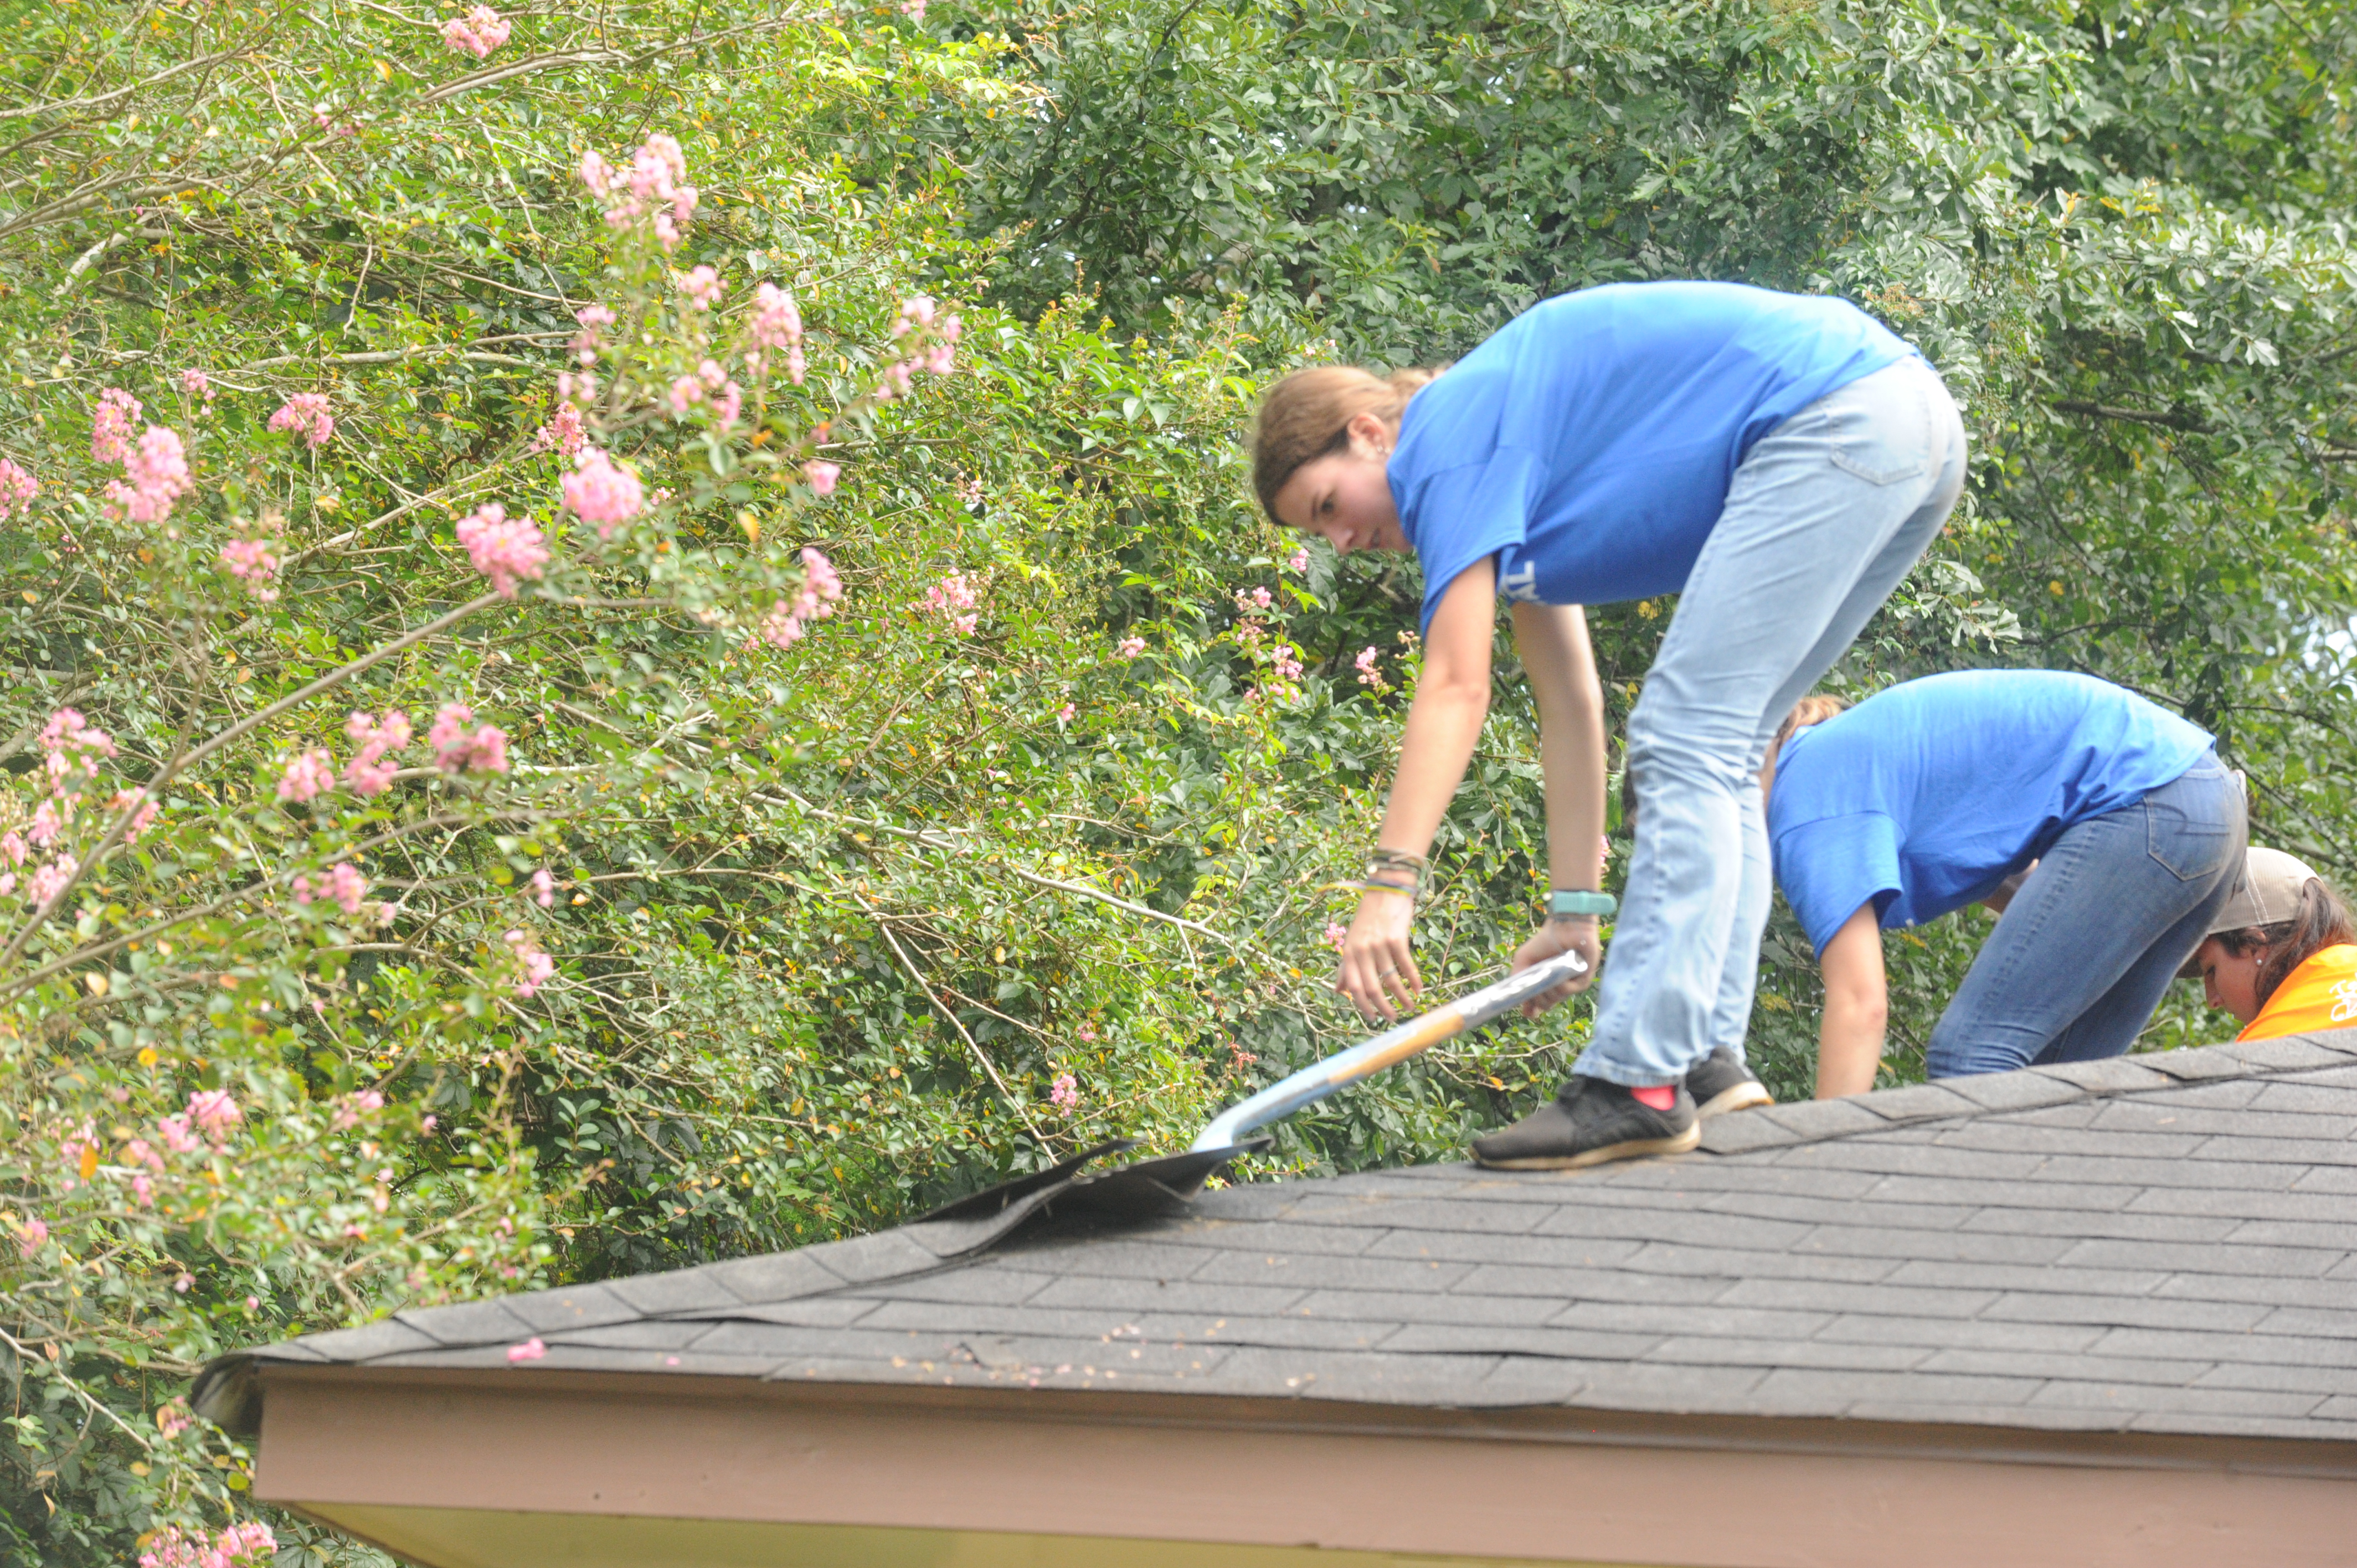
[1475,1121,1701,1170]
[1695,1081,1775,1118]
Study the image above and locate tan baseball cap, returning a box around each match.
[2209,846,2322,935]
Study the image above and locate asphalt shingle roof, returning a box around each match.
[212,1029,2357,1443]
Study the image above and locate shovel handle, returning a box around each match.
[1188,949,1589,1153]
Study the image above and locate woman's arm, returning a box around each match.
[1818,901,1888,1097]
[1337,558,1496,1022]
[1506,601,1605,1015]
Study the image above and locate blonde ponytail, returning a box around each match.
[1761,694,1850,795]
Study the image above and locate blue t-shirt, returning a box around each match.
[1768,671,2215,956]
[1388,281,1915,635]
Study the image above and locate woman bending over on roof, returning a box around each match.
[1250,280,1965,1168]
[1764,670,2247,1097]
[2188,848,2357,1043]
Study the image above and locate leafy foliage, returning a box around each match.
[0,0,2349,1561]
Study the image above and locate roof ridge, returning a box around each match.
[1699,1030,2357,1156]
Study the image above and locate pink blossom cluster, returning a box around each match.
[667,359,742,429]
[1116,635,1146,659]
[429,704,510,774]
[293,862,370,916]
[530,400,585,458]
[755,548,844,649]
[1354,646,1388,691]
[455,503,549,597]
[276,749,335,803]
[13,1215,47,1258]
[580,133,698,250]
[138,1520,276,1568]
[561,448,644,539]
[1234,586,1273,616]
[505,929,555,997]
[21,856,74,909]
[91,388,142,462]
[189,1089,243,1142]
[901,0,928,19]
[678,265,725,308]
[1324,920,1349,951]
[155,1400,192,1440]
[1048,1072,1079,1111]
[920,571,979,635]
[218,532,281,601]
[178,368,216,403]
[104,425,193,524]
[873,296,963,399]
[530,867,555,907]
[0,458,37,522]
[331,1089,386,1131]
[570,303,615,367]
[343,709,413,795]
[440,4,511,57]
[804,460,839,496]
[110,787,159,843]
[744,282,806,383]
[267,393,334,449]
[1288,546,1310,572]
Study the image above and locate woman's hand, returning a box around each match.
[1336,886,1419,1023]
[1511,917,1602,1020]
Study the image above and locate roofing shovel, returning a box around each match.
[922,948,1589,1229]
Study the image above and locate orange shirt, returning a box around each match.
[2238,944,2357,1042]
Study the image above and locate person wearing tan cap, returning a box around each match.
[2186,848,2357,1041]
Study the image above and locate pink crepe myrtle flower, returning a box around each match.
[579,149,612,196]
[104,426,193,524]
[1323,920,1350,951]
[0,832,20,868]
[1272,645,1304,682]
[744,282,804,381]
[218,536,281,600]
[1116,635,1146,659]
[0,458,37,522]
[110,788,160,842]
[440,4,511,57]
[90,388,142,462]
[1048,1072,1078,1111]
[901,0,928,19]
[157,1114,200,1155]
[804,460,840,496]
[455,503,549,597]
[294,862,369,916]
[507,1335,548,1364]
[331,1089,385,1131]
[1056,702,1076,723]
[562,448,644,538]
[14,1216,46,1258]
[678,265,724,308]
[178,368,215,403]
[275,749,335,803]
[27,800,64,848]
[155,1400,191,1440]
[25,857,75,909]
[1288,546,1310,572]
[921,571,979,635]
[588,134,695,250]
[342,709,411,796]
[1354,646,1388,692]
[754,600,806,649]
[140,1520,277,1568]
[531,868,555,907]
[267,392,335,449]
[710,380,743,431]
[529,401,585,458]
[428,704,510,774]
[505,929,555,997]
[1235,586,1273,615]
[39,708,114,783]
[570,302,615,365]
[188,1089,242,1141]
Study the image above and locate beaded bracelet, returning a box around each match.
[1366,848,1431,889]
[1357,880,1416,900]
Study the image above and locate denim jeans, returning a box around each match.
[1574,355,1967,1087]
[1926,755,2245,1077]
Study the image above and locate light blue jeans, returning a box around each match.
[1926,755,2245,1076]
[1574,355,1967,1087]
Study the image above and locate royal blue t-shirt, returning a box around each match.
[1768,672,2215,955]
[1387,281,1916,635]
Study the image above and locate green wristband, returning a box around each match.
[1547,889,1616,920]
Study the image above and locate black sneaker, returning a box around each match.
[1471,1077,1699,1170]
[1685,1046,1774,1118]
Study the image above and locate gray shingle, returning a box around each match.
[226,1045,2357,1453]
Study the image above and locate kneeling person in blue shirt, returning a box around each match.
[1766,670,2246,1095]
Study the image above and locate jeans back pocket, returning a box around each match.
[1824,377,1932,486]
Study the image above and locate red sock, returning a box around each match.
[1630,1084,1677,1111]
